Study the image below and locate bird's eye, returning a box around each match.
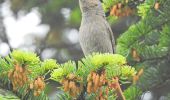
[95,3,98,6]
[100,0,103,3]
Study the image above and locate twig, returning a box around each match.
[116,82,126,100]
[111,77,126,100]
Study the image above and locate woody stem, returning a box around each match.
[115,81,126,100]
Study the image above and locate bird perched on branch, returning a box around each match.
[79,0,115,55]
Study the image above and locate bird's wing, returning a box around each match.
[104,20,116,53]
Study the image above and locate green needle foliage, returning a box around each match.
[0,50,58,100]
[50,53,137,99]
[11,50,40,66]
[51,61,77,82]
[0,50,139,100]
[116,0,170,98]
[102,0,170,98]
[124,85,142,100]
[41,59,59,71]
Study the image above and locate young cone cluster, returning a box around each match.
[110,3,134,17]
[87,71,107,94]
[154,2,160,10]
[131,48,141,62]
[61,74,83,97]
[30,76,45,96]
[8,63,29,91]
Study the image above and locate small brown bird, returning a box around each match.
[79,0,115,55]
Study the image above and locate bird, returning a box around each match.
[79,0,115,55]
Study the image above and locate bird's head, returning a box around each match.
[79,0,103,13]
